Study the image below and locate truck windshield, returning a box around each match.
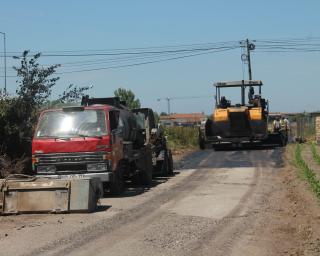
[35,109,108,138]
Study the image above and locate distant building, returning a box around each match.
[159,113,206,127]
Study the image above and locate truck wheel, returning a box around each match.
[161,153,169,176]
[168,150,174,176]
[109,164,124,196]
[140,147,153,186]
[199,136,206,150]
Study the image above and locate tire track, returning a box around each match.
[25,149,280,256]
[25,150,219,256]
[187,149,275,256]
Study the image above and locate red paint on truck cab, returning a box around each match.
[32,105,122,182]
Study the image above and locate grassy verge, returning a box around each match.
[294,144,320,199]
[164,126,198,151]
[310,142,320,166]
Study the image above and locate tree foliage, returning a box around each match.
[58,84,90,103]
[114,88,141,109]
[13,50,60,107]
[10,51,61,142]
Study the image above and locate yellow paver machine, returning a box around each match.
[199,80,286,149]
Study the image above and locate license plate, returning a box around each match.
[58,174,86,179]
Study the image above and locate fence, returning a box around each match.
[292,113,316,142]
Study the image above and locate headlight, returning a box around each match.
[87,162,109,172]
[37,165,56,174]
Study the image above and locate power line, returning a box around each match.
[2,41,239,57]
[0,46,237,77]
[2,37,320,77]
[56,47,238,75]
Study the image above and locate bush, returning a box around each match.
[163,126,198,150]
[0,154,28,178]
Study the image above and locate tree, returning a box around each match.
[160,112,168,116]
[114,88,141,109]
[14,51,60,106]
[12,51,60,138]
[58,84,90,103]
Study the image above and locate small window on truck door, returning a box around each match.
[109,110,120,131]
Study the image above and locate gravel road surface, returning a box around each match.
[0,148,288,256]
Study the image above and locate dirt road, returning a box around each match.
[0,148,317,256]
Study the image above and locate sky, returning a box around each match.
[0,0,319,114]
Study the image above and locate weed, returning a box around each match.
[310,142,320,166]
[163,126,198,151]
[294,144,320,199]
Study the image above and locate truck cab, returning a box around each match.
[33,104,118,181]
[32,97,153,195]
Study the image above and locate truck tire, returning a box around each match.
[168,150,174,176]
[199,135,206,150]
[109,163,124,196]
[161,152,169,176]
[140,147,153,186]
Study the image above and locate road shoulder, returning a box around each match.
[243,145,320,255]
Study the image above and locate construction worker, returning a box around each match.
[281,115,290,142]
[283,116,290,131]
[273,116,281,133]
[220,96,228,108]
[248,86,254,103]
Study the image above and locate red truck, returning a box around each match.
[32,97,158,195]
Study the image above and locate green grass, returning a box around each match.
[163,126,198,151]
[310,142,320,166]
[294,144,320,199]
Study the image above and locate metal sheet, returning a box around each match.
[0,179,70,214]
[0,177,102,214]
[69,178,102,212]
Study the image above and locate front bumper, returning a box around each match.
[36,172,113,182]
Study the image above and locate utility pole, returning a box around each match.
[246,39,252,80]
[166,97,171,115]
[241,39,255,81]
[157,97,171,115]
[0,32,6,94]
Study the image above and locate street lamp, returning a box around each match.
[0,32,6,94]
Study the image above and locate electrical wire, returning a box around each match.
[2,41,239,58]
[56,47,238,74]
[1,37,320,78]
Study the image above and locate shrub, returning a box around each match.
[163,126,198,150]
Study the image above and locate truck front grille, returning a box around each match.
[36,152,105,165]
